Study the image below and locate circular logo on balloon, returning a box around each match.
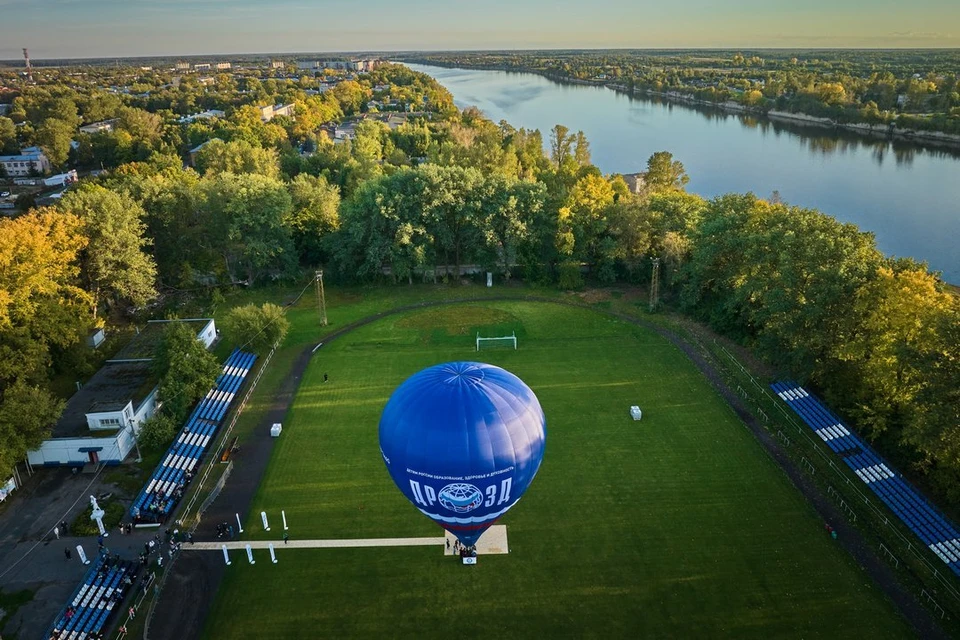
[438,483,484,513]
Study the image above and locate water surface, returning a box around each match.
[408,64,960,282]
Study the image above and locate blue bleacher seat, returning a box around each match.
[131,350,257,521]
[773,380,960,577]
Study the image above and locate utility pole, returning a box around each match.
[649,258,661,312]
[315,270,328,326]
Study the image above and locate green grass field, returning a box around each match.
[203,300,911,639]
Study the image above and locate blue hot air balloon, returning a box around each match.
[379,361,547,548]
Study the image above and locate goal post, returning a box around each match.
[476,331,517,351]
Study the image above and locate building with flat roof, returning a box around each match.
[0,147,50,176]
[79,119,117,135]
[178,109,226,124]
[27,319,217,467]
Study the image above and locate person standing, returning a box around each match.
[64,547,72,561]
[283,532,289,544]
[53,526,60,540]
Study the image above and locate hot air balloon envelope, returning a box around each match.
[379,361,546,547]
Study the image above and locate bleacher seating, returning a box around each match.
[45,554,138,640]
[130,349,256,522]
[772,381,960,576]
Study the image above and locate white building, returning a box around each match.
[0,147,51,177]
[28,319,217,468]
[79,119,117,135]
[178,109,226,124]
[258,103,295,122]
[175,62,191,71]
[215,62,232,70]
[194,63,211,71]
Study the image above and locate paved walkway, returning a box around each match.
[192,536,444,550]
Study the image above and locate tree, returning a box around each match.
[838,265,956,437]
[286,174,341,265]
[573,131,591,167]
[0,380,65,478]
[59,186,157,318]
[195,139,280,179]
[201,173,296,282]
[0,117,17,155]
[136,413,178,451]
[331,80,370,116]
[645,151,689,192]
[0,209,88,331]
[418,164,484,281]
[222,303,290,354]
[36,118,74,168]
[549,124,574,170]
[476,176,545,279]
[152,321,221,424]
[564,173,615,265]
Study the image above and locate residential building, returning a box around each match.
[178,109,226,124]
[271,60,285,69]
[334,121,358,142]
[258,103,295,122]
[0,147,51,177]
[215,62,232,70]
[297,61,320,70]
[194,63,211,71]
[621,173,646,194]
[175,62,191,71]
[79,119,117,135]
[27,319,218,467]
[198,77,216,86]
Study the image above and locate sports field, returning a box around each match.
[203,300,911,638]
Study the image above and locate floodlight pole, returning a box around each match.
[315,270,328,327]
[649,258,661,312]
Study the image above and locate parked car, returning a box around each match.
[0,191,10,198]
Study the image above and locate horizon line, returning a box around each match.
[3,46,960,64]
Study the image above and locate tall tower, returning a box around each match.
[22,48,33,82]
[649,258,661,312]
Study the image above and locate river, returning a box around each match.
[406,64,960,283]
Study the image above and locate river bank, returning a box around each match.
[400,59,960,150]
[607,88,960,150]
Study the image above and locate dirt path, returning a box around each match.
[149,295,947,640]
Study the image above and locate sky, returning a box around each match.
[1,0,959,59]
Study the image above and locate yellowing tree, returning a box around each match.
[839,266,955,435]
[0,209,88,330]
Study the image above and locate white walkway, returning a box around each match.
[192,536,443,551]
[191,525,509,555]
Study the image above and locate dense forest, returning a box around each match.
[395,50,960,137]
[0,61,957,506]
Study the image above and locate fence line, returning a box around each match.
[113,571,156,639]
[708,338,960,609]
